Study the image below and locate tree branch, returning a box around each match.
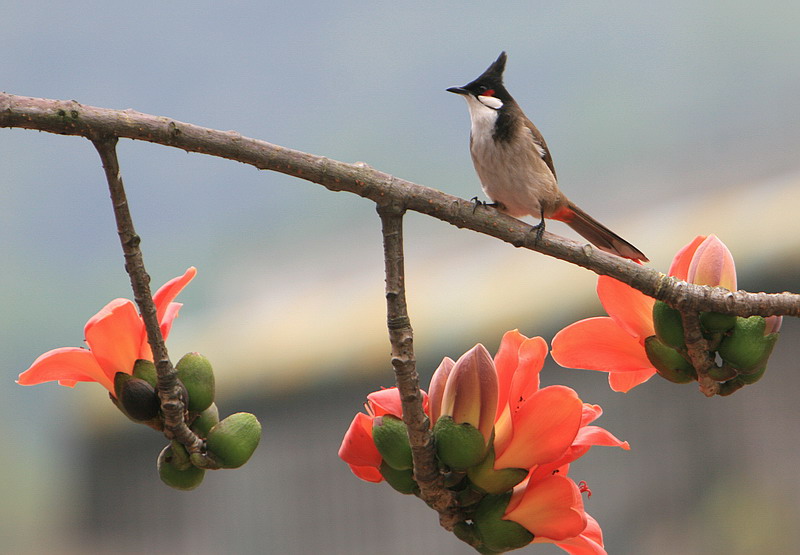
[91,136,204,456]
[2,93,799,317]
[377,201,462,530]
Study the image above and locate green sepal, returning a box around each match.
[206,412,262,469]
[433,416,488,470]
[653,301,685,349]
[175,352,216,413]
[467,446,527,495]
[379,460,418,494]
[158,443,205,491]
[190,403,220,438]
[718,316,779,372]
[132,359,158,388]
[372,415,412,470]
[718,378,746,397]
[473,492,534,553]
[644,336,697,384]
[699,312,737,333]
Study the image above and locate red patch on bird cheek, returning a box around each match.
[483,89,495,97]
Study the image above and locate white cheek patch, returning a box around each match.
[477,95,503,110]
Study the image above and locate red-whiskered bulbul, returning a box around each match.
[447,52,648,262]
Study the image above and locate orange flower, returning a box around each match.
[17,268,196,395]
[338,388,429,483]
[492,330,629,471]
[551,235,743,392]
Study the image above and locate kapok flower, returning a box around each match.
[552,235,748,392]
[338,388,429,483]
[17,267,196,396]
[429,345,499,469]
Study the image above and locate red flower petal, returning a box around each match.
[17,347,114,393]
[549,514,606,555]
[597,276,654,339]
[338,413,382,471]
[668,235,706,280]
[552,318,655,373]
[504,474,588,541]
[573,425,630,450]
[152,267,197,323]
[494,385,582,470]
[84,298,144,379]
[507,335,547,415]
[494,329,527,420]
[348,464,384,483]
[367,388,403,417]
[608,368,656,392]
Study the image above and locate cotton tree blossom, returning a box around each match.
[17,267,196,395]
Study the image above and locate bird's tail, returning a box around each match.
[551,201,648,262]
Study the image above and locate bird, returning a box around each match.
[447,51,648,262]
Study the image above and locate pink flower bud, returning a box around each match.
[687,235,737,290]
[439,344,498,445]
[428,356,455,427]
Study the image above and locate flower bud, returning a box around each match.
[176,352,215,413]
[718,316,780,372]
[653,301,685,349]
[206,412,262,469]
[699,312,737,333]
[117,375,161,421]
[379,461,418,495]
[467,446,527,495]
[439,344,498,447]
[433,416,488,470]
[132,359,158,388]
[644,336,696,384]
[372,415,413,470]
[473,492,534,553]
[190,403,220,438]
[687,235,737,290]
[158,443,205,491]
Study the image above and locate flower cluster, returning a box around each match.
[18,268,261,490]
[340,330,629,554]
[551,235,782,395]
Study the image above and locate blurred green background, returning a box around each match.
[3,1,800,553]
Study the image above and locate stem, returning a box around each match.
[377,201,462,530]
[91,136,204,455]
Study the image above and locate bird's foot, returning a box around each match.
[470,197,503,214]
[528,216,546,245]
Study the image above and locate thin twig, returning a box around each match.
[91,136,204,455]
[2,93,799,318]
[377,201,462,530]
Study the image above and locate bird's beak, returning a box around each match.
[446,86,469,95]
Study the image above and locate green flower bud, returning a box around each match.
[158,443,205,491]
[467,447,527,495]
[738,363,767,384]
[653,301,685,349]
[132,359,158,388]
[718,316,779,372]
[433,416,489,470]
[176,352,215,413]
[206,412,262,469]
[699,312,737,333]
[190,403,220,438]
[644,336,697,384]
[119,376,160,421]
[473,493,534,553]
[379,461,418,495]
[372,415,412,470]
[718,378,746,397]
